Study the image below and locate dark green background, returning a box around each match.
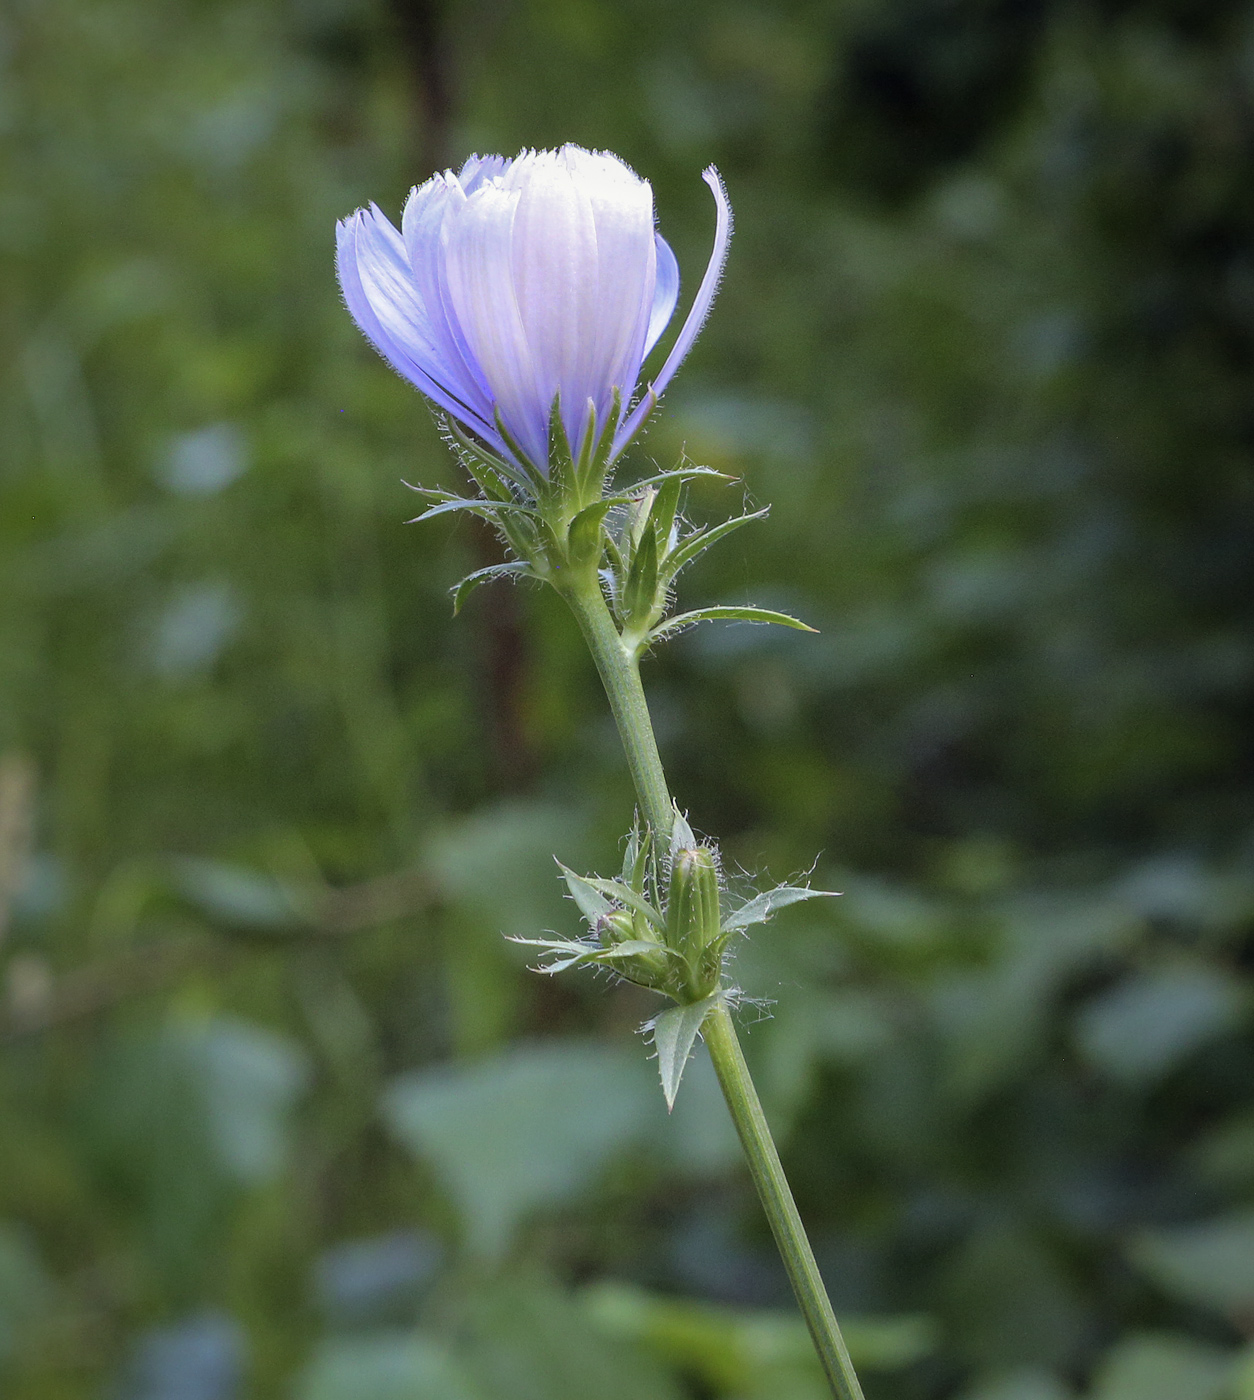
[2,1,1253,1397]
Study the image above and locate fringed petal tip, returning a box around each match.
[612,165,733,460]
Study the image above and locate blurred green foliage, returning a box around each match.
[1,0,1253,1396]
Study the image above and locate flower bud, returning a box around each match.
[596,909,636,947]
[665,846,721,967]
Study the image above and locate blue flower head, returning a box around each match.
[336,146,731,478]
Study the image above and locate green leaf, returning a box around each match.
[1089,1334,1234,1400]
[557,862,612,923]
[196,1017,311,1184]
[168,857,305,930]
[426,801,587,941]
[298,1332,480,1400]
[0,1224,53,1361]
[650,992,719,1110]
[451,561,531,615]
[955,1368,1072,1400]
[658,507,770,583]
[582,1279,935,1388]
[650,605,816,646]
[508,935,599,976]
[722,884,839,932]
[464,1273,684,1400]
[1129,1210,1254,1316]
[1073,962,1243,1085]
[381,1042,654,1258]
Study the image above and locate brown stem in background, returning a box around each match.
[389,0,455,176]
[0,753,35,946]
[388,0,537,789]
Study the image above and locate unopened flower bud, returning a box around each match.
[596,909,636,947]
[665,846,721,964]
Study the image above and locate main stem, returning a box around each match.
[561,576,866,1400]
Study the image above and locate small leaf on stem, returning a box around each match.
[651,991,720,1110]
[722,885,839,932]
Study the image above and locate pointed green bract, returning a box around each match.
[651,992,720,1110]
[659,507,770,585]
[650,606,816,646]
[558,862,614,922]
[451,561,532,614]
[722,884,839,932]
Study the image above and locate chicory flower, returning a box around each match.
[336,145,731,476]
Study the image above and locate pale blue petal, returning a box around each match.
[644,234,679,358]
[443,182,549,468]
[506,150,602,451]
[337,209,500,446]
[613,166,733,459]
[400,176,495,419]
[571,147,657,446]
[457,153,509,193]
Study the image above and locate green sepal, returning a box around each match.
[669,805,696,860]
[573,873,667,934]
[569,398,600,496]
[622,522,660,629]
[566,500,614,569]
[406,493,518,525]
[649,605,817,647]
[438,416,521,501]
[721,884,839,932]
[545,393,575,504]
[601,938,673,961]
[628,464,735,490]
[531,514,565,568]
[558,861,614,923]
[659,507,771,585]
[647,473,684,554]
[498,509,541,563]
[649,990,720,1111]
[622,824,653,895]
[492,406,550,500]
[577,389,621,500]
[451,560,531,615]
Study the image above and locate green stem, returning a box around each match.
[558,575,675,841]
[559,575,865,1400]
[703,1003,866,1400]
